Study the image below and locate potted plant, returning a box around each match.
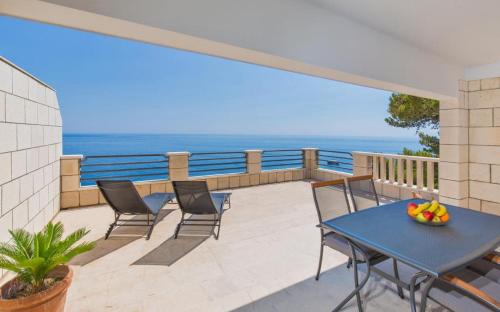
[0,222,94,312]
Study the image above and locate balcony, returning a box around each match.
[56,180,443,311]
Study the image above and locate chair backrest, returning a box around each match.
[173,180,217,215]
[97,180,151,215]
[311,179,351,225]
[346,175,380,211]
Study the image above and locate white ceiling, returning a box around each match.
[308,0,500,66]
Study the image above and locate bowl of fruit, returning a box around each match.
[407,200,450,226]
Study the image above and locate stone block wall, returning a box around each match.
[465,77,500,215]
[0,57,62,279]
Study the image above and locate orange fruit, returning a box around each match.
[407,206,417,216]
[440,213,450,223]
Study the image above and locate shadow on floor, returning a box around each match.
[231,261,447,312]
[132,214,217,266]
[70,209,176,266]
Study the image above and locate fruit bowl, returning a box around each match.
[407,200,450,226]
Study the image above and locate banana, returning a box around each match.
[413,202,430,214]
[427,201,439,213]
[436,204,447,217]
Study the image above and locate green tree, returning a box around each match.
[385,93,439,156]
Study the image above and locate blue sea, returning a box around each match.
[63,133,421,185]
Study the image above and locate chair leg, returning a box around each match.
[104,223,115,240]
[174,213,184,239]
[347,257,353,269]
[215,213,222,240]
[315,242,324,281]
[105,213,119,240]
[393,259,405,299]
[353,254,363,312]
[146,213,160,240]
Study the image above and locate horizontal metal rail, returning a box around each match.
[261,149,303,170]
[189,151,247,176]
[80,154,169,185]
[317,149,353,173]
[81,166,166,174]
[84,153,165,159]
[81,172,166,181]
[81,159,168,167]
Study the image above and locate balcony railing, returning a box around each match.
[262,149,303,170]
[80,154,169,186]
[189,151,247,176]
[367,152,439,191]
[317,150,353,173]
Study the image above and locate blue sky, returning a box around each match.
[0,16,418,138]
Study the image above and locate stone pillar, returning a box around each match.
[168,152,189,181]
[438,87,469,207]
[302,148,318,179]
[245,150,262,174]
[352,152,373,176]
[60,155,83,209]
[466,77,500,215]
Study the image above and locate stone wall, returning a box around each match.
[0,57,62,278]
[464,77,500,215]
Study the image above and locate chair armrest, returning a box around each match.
[484,252,500,265]
[442,274,500,309]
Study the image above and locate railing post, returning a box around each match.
[352,152,373,176]
[60,155,83,209]
[168,152,189,181]
[302,148,318,179]
[427,161,435,191]
[245,150,262,174]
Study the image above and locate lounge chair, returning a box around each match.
[172,180,231,240]
[97,180,174,240]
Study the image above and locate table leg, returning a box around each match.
[409,271,429,312]
[332,239,370,312]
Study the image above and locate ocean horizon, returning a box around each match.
[63,133,422,156]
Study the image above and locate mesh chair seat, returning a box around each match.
[468,258,500,283]
[424,268,500,312]
[143,192,175,214]
[324,232,382,261]
[210,193,228,214]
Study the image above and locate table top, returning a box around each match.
[322,199,500,277]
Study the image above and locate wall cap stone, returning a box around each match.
[0,56,55,91]
[61,155,83,160]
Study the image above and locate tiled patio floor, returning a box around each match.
[56,181,444,311]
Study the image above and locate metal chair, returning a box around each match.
[97,180,174,240]
[419,252,500,312]
[172,180,231,240]
[346,175,421,299]
[312,179,388,311]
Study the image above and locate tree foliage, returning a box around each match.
[385,93,439,156]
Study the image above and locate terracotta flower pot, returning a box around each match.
[0,266,73,312]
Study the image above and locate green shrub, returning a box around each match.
[0,222,94,296]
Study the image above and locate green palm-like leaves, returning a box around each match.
[0,222,94,292]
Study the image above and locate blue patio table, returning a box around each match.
[322,198,500,312]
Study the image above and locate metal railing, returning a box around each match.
[262,149,303,170]
[189,151,247,176]
[317,150,353,173]
[80,154,168,186]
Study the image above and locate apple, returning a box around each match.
[416,213,428,223]
[423,211,435,221]
[407,202,418,209]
